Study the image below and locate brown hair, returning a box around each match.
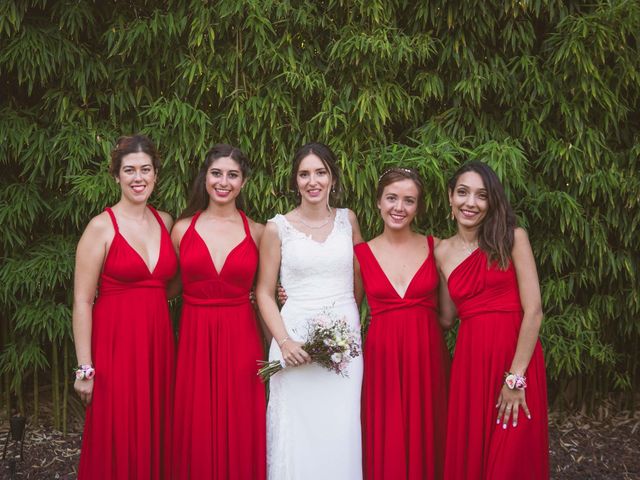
[109,135,160,177]
[179,144,251,220]
[376,167,425,215]
[448,161,516,269]
[289,142,341,204]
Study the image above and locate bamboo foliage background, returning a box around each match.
[0,0,638,430]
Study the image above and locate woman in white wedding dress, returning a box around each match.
[256,142,364,480]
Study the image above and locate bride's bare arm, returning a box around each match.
[256,222,310,365]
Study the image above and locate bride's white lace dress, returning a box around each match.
[267,208,363,480]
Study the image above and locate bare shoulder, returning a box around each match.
[83,211,113,239]
[345,208,359,225]
[156,210,174,230]
[247,217,265,244]
[514,227,529,243]
[171,217,192,243]
[434,235,455,260]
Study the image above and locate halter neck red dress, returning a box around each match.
[355,236,449,480]
[444,248,549,480]
[171,210,266,480]
[78,206,177,480]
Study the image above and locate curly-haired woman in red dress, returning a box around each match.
[73,135,177,479]
[435,161,549,480]
[170,144,266,479]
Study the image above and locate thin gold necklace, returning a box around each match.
[458,236,478,255]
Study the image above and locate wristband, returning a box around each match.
[504,372,527,390]
[74,364,95,380]
[278,336,290,348]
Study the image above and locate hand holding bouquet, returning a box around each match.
[258,309,361,381]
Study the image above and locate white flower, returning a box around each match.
[331,352,342,363]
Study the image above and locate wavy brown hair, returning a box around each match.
[179,144,250,220]
[448,161,516,269]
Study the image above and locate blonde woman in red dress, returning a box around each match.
[170,144,266,479]
[73,135,177,479]
[436,161,549,480]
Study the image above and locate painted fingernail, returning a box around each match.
[496,418,500,424]
[513,422,517,427]
[527,414,532,420]
[502,423,507,429]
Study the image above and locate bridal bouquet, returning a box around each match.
[258,308,361,381]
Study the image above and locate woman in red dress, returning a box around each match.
[355,168,449,480]
[436,161,549,479]
[170,144,266,479]
[73,135,177,479]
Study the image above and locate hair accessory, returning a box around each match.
[74,364,95,381]
[378,167,416,182]
[504,372,527,390]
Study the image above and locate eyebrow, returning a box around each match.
[457,183,486,192]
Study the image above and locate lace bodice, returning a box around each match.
[269,208,355,310]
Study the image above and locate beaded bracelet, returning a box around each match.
[74,364,95,380]
[504,372,527,390]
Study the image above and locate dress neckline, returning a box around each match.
[106,206,164,276]
[363,236,432,300]
[191,209,251,276]
[445,247,482,285]
[279,210,340,245]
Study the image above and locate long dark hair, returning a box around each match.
[179,144,251,220]
[448,161,516,269]
[289,142,341,205]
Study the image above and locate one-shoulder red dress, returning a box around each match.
[444,248,549,480]
[171,210,266,480]
[355,236,449,480]
[78,206,177,480]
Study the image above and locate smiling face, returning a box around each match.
[205,156,245,206]
[378,178,419,230]
[116,152,156,204]
[295,153,334,206]
[449,171,489,229]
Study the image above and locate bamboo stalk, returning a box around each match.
[63,340,69,436]
[1,313,9,421]
[51,343,60,430]
[33,367,39,423]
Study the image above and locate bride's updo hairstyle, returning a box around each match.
[448,161,516,269]
[376,167,425,216]
[179,144,251,220]
[289,142,342,205]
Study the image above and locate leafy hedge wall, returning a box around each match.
[1,0,638,428]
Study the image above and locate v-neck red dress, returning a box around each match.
[171,210,266,480]
[444,248,549,480]
[355,236,450,480]
[78,206,177,480]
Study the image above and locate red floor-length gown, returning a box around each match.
[78,206,177,480]
[171,210,266,480]
[355,236,450,480]
[444,248,549,480]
